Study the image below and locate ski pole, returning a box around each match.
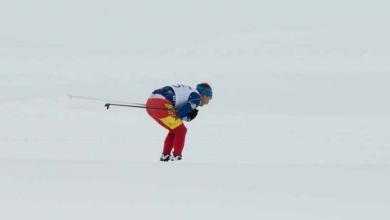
[104,103,167,110]
[68,95,145,106]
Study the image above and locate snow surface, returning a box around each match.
[1,1,390,219]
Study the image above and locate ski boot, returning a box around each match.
[171,155,182,161]
[160,154,171,162]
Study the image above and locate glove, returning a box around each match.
[186,109,198,121]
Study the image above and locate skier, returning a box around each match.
[146,83,213,161]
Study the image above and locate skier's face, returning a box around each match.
[200,95,211,106]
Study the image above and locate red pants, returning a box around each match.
[146,97,187,156]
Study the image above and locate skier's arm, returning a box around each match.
[176,93,201,121]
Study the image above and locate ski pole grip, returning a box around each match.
[105,103,110,109]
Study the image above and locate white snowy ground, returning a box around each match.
[1,1,390,219]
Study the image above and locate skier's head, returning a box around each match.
[196,83,212,106]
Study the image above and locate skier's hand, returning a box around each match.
[187,109,198,121]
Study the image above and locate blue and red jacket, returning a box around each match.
[152,85,201,121]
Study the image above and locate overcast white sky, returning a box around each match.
[1,0,389,53]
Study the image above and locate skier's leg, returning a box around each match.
[146,97,182,130]
[146,98,172,130]
[172,124,187,157]
[163,131,175,155]
[146,97,185,159]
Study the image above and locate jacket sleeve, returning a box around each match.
[176,92,201,120]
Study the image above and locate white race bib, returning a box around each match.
[170,84,198,108]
